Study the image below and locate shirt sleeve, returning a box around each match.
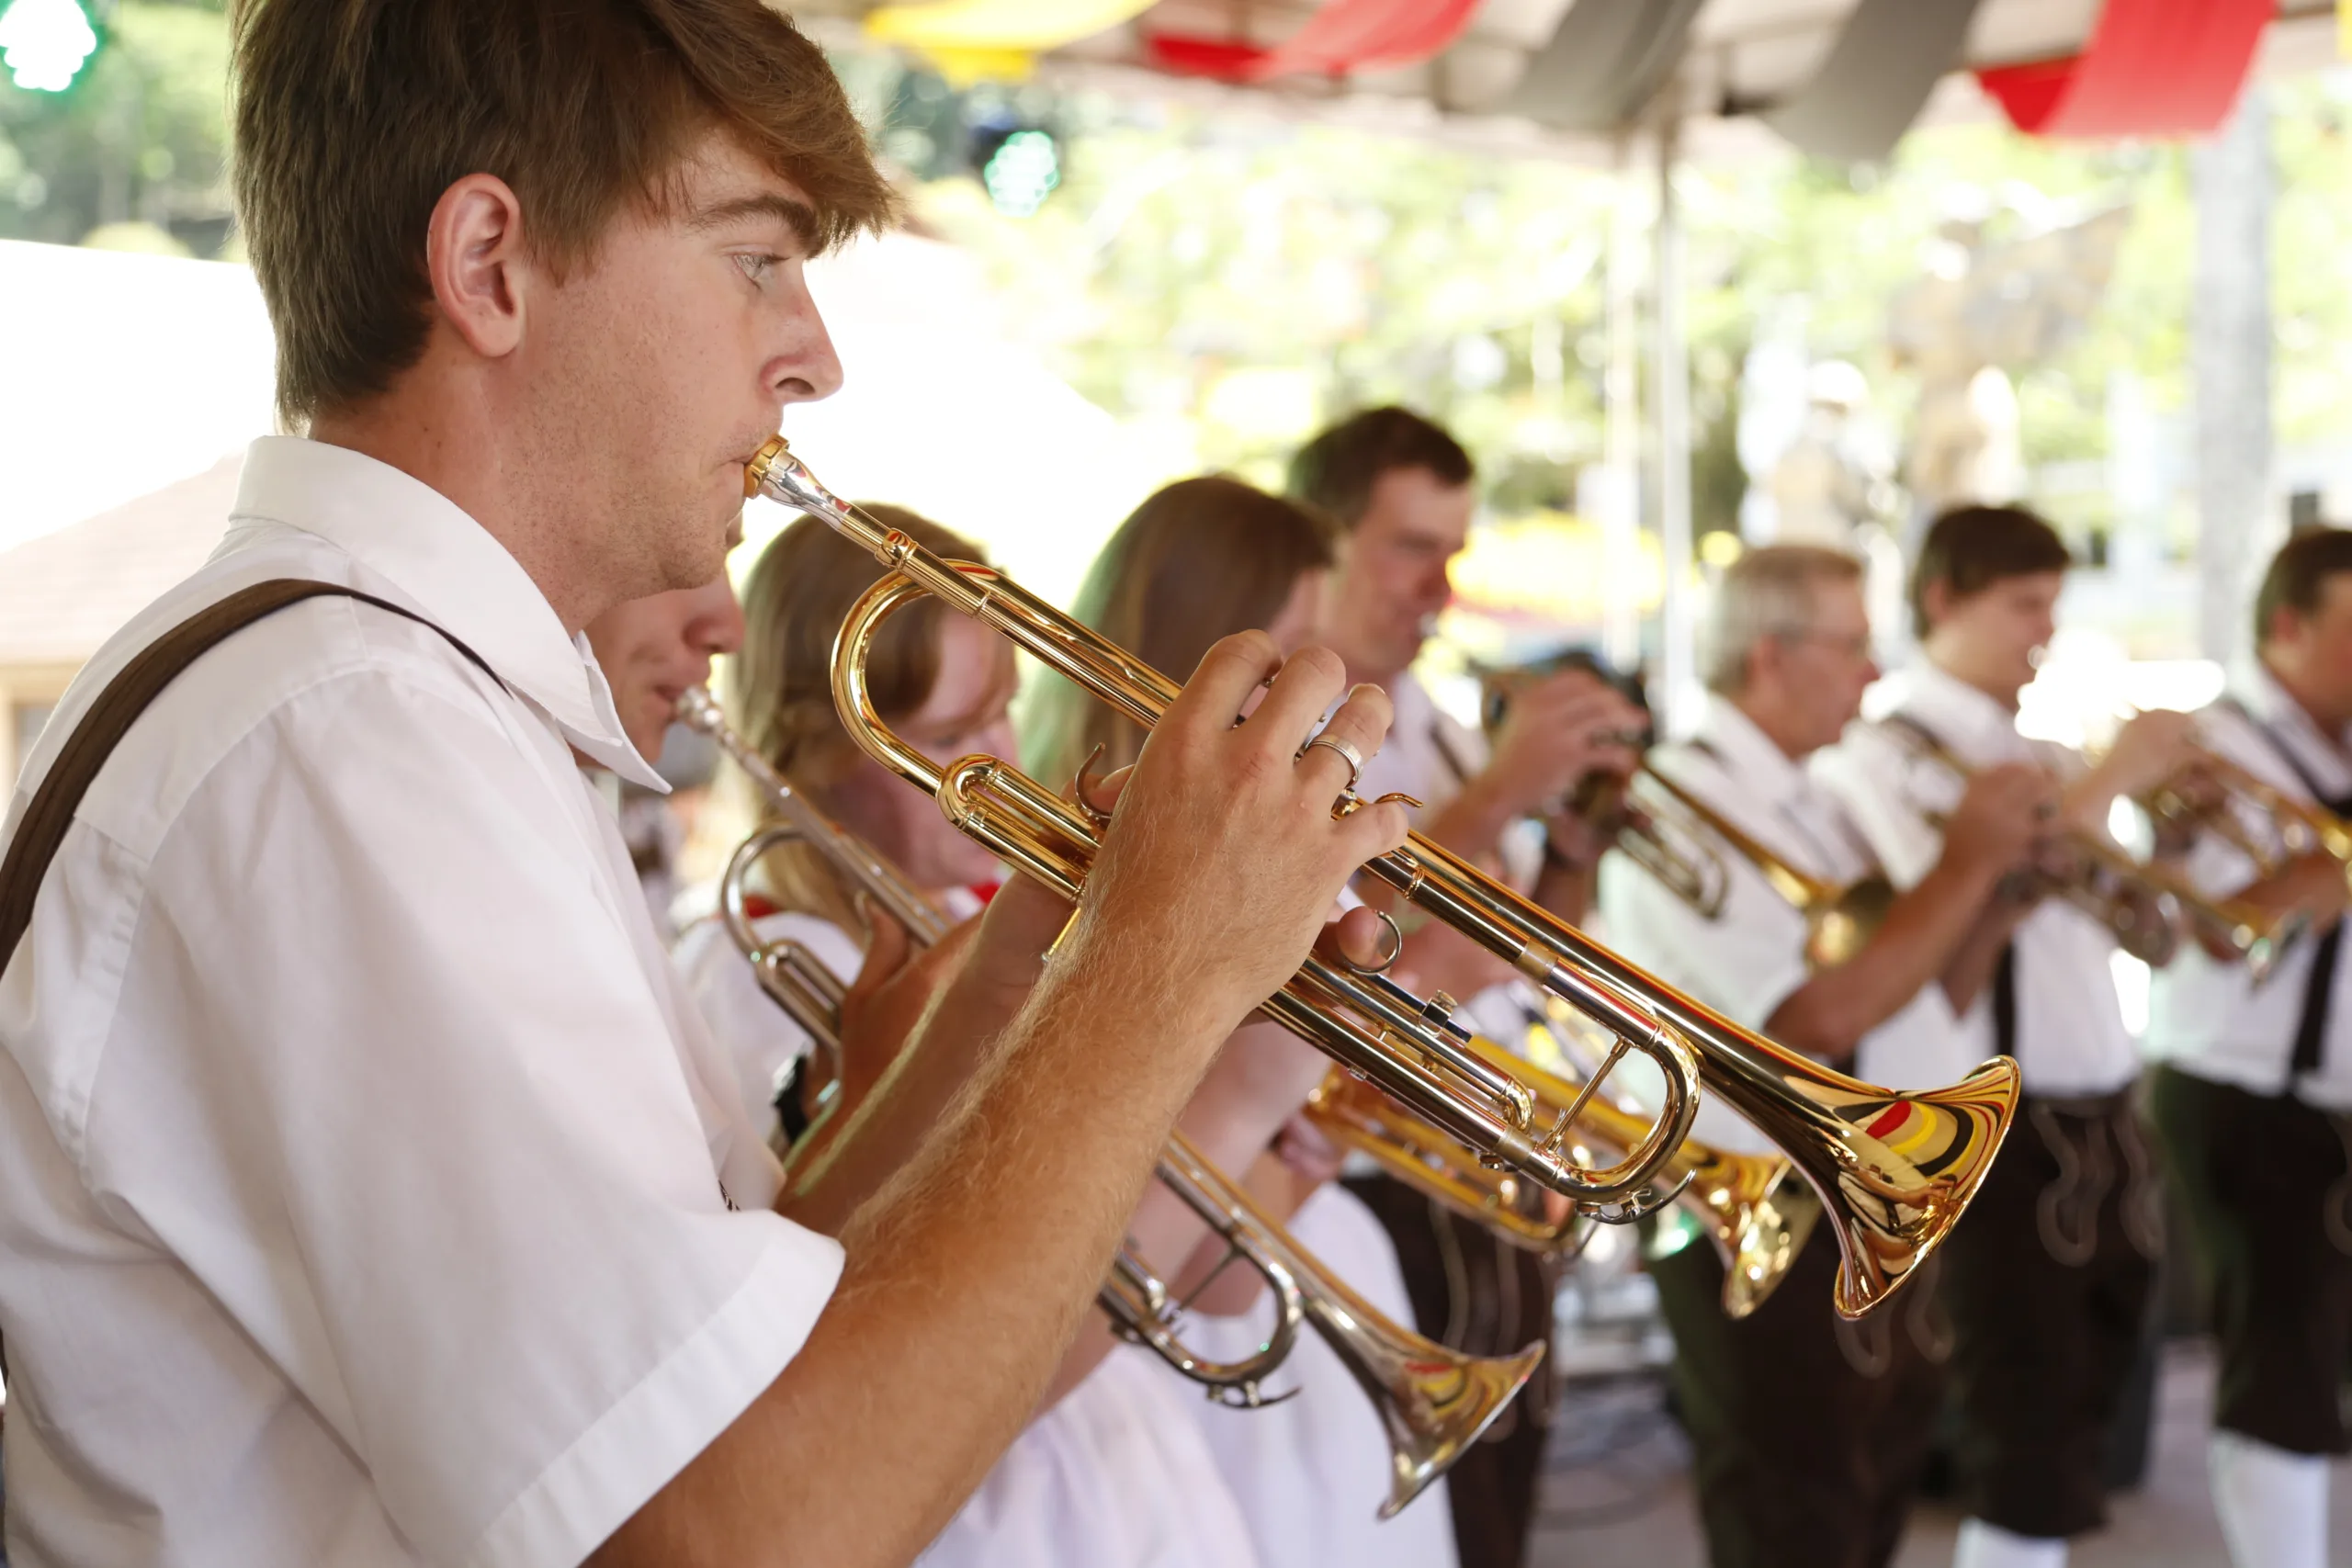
[1596,853,1807,1037]
[675,912,865,1145]
[1812,728,1951,890]
[93,668,844,1568]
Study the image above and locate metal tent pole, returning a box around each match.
[1648,118,1695,732]
[1600,143,1644,674]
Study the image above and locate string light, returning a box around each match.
[0,0,99,94]
[981,129,1060,219]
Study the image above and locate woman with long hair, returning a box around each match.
[678,503,1333,1568]
[1030,474,1459,1568]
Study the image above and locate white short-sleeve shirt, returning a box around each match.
[1813,662,2140,1098]
[1594,696,1969,1154]
[0,437,842,1568]
[2145,668,2352,1109]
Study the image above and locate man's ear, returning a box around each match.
[1919,578,1951,633]
[425,174,531,361]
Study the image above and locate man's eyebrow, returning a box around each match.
[687,192,821,254]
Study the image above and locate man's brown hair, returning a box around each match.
[1907,503,2073,638]
[2254,526,2352,649]
[1285,406,1474,532]
[232,0,898,426]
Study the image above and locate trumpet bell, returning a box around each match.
[1530,999,1825,1318]
[1366,1330,1545,1519]
[1804,873,1896,972]
[1154,1134,1546,1517]
[1690,1147,1823,1321]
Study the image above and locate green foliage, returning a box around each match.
[917,108,1618,495]
[0,0,232,254]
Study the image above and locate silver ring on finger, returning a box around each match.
[1300,734,1363,794]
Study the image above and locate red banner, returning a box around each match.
[1149,0,1480,83]
[1975,0,2271,139]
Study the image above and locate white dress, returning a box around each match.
[673,900,1262,1568]
[920,1349,1262,1568]
[1182,1184,1462,1568]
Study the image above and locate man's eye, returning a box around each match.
[734,253,778,286]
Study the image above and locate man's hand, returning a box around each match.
[2087,709,2203,807]
[2213,852,2352,956]
[1939,762,2057,883]
[1480,669,1645,822]
[1068,633,1408,1034]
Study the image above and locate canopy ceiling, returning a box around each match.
[795,0,2343,161]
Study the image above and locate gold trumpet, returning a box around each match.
[679,688,1538,1516]
[1884,722,2302,984]
[1300,1035,1679,1255]
[1523,998,1821,1318]
[2145,744,2352,876]
[1628,765,1897,971]
[1308,1020,1819,1318]
[747,436,2020,1320]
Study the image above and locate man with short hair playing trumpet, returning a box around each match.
[2143,526,2352,1568]
[1598,544,2046,1568]
[1815,505,2197,1568]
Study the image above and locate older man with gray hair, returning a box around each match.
[1598,544,2047,1568]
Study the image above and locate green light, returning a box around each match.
[981,130,1060,220]
[0,0,99,94]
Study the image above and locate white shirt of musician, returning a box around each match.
[2145,668,2352,1111]
[673,888,979,1147]
[1346,670,1547,1041]
[1595,696,1969,1155]
[1813,661,2141,1098]
[1181,1184,1458,1568]
[671,897,1262,1567]
[0,436,842,1568]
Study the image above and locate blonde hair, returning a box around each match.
[1024,476,1338,784]
[729,505,987,934]
[1702,545,1864,695]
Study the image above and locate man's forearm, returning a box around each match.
[2059,761,2129,839]
[1939,898,2020,1016]
[776,972,1012,1236]
[1418,774,1519,863]
[1768,858,2005,1062]
[597,942,1238,1568]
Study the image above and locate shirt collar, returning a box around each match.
[227,436,663,790]
[2235,660,2352,773]
[1875,660,2024,762]
[1690,694,1809,809]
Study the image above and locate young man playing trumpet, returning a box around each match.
[1598,545,2048,1568]
[1287,406,1645,1568]
[1816,505,2196,1568]
[0,6,1409,1565]
[2143,526,2352,1568]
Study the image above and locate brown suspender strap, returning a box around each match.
[0,580,495,971]
[0,580,496,1389]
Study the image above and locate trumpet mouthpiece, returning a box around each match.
[743,435,854,525]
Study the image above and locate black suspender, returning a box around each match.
[2217,699,2352,1079]
[1883,711,2025,1060]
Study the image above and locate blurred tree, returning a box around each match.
[0,0,232,256]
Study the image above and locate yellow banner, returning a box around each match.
[865,0,1154,82]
